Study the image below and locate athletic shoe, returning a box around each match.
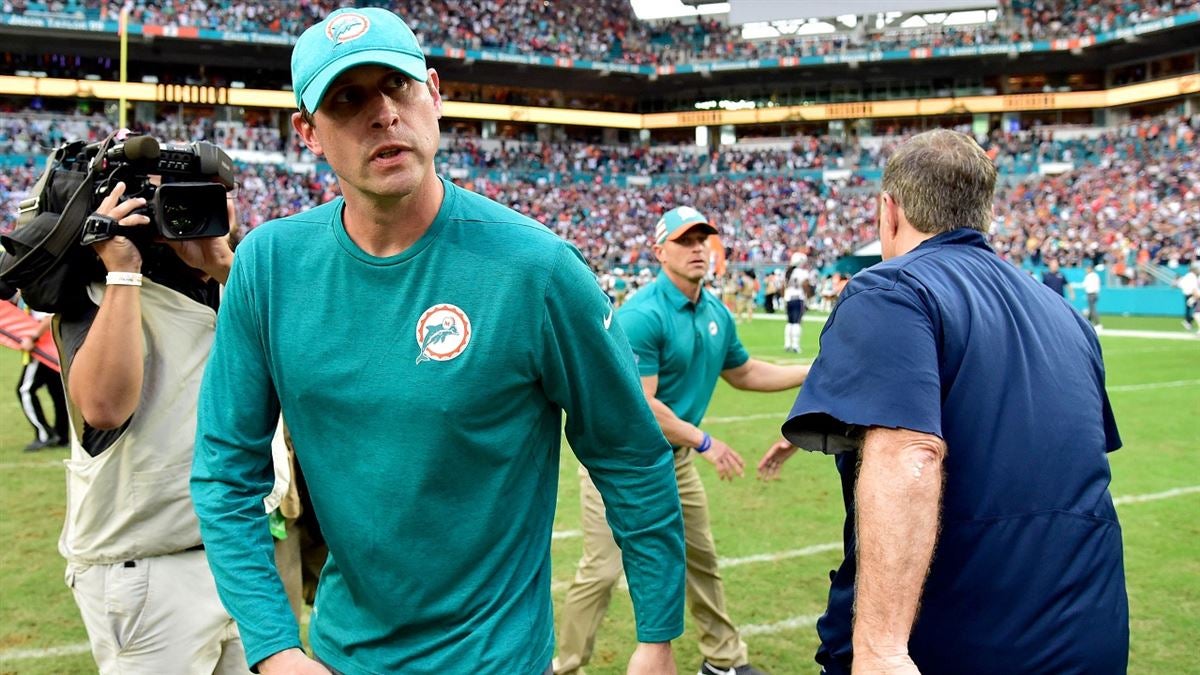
[23,435,60,453]
[698,662,768,675]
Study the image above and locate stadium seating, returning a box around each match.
[10,0,1199,65]
[3,113,1196,279]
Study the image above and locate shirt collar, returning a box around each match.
[913,227,993,253]
[657,271,705,310]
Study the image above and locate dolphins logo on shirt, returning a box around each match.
[415,304,472,364]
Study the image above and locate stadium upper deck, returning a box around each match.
[5,0,1198,71]
[1,0,1197,110]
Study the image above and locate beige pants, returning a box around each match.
[66,550,251,675]
[554,448,749,674]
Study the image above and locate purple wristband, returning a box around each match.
[696,432,713,453]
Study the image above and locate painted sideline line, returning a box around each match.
[552,530,581,540]
[721,542,842,568]
[0,643,92,662]
[1107,379,1200,392]
[742,613,825,637]
[1098,329,1200,341]
[1113,485,1200,505]
[0,460,63,471]
[698,378,1199,428]
[703,412,784,425]
[6,487,1199,662]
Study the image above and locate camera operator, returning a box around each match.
[54,178,249,674]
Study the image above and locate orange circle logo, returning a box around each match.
[415,304,472,364]
[326,13,371,44]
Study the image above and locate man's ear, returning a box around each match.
[881,192,901,241]
[426,69,443,119]
[652,243,667,264]
[291,112,323,157]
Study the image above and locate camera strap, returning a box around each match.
[16,143,72,230]
[37,132,118,262]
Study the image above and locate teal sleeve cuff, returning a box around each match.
[635,623,685,644]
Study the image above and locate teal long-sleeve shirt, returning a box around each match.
[191,179,685,674]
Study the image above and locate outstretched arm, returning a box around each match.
[641,375,744,481]
[721,358,809,392]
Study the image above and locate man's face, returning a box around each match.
[293,65,442,203]
[1049,259,1060,272]
[654,227,711,283]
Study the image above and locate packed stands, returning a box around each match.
[12,0,1200,66]
[3,114,1196,280]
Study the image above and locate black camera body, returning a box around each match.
[0,133,238,313]
[85,135,236,240]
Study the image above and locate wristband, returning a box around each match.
[106,272,143,287]
[696,432,713,453]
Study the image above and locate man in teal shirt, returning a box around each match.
[555,207,810,675]
[190,8,685,674]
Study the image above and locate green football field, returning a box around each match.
[0,314,1196,674]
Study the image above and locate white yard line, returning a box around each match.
[1107,379,1200,392]
[5,488,1198,662]
[720,542,842,568]
[702,412,786,425]
[741,613,825,637]
[1098,329,1200,341]
[0,460,63,471]
[1113,485,1200,505]
[0,643,92,662]
[697,379,1198,428]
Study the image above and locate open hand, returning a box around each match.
[757,438,799,481]
[699,437,745,480]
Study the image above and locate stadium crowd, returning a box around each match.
[12,0,1199,66]
[3,115,1197,282]
[5,107,1196,179]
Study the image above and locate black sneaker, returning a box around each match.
[698,663,768,675]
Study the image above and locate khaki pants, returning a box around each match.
[66,549,251,674]
[554,448,748,674]
[275,516,329,621]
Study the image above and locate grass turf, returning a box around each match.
[0,314,1196,673]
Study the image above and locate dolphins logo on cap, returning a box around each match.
[326,12,371,45]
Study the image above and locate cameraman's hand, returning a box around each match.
[699,436,745,481]
[91,181,149,273]
[163,194,234,284]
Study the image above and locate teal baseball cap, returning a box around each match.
[654,206,717,245]
[291,7,428,113]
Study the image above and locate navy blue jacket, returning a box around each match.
[785,228,1127,675]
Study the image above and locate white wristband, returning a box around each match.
[106,272,143,287]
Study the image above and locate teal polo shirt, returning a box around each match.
[619,273,750,429]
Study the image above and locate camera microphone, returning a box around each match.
[107,135,161,163]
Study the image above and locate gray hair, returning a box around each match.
[881,129,997,234]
